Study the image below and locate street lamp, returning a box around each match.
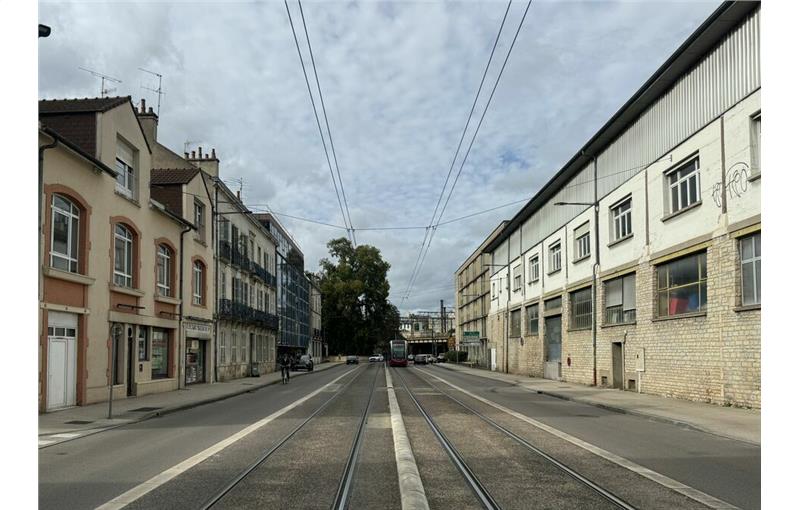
[554,200,600,387]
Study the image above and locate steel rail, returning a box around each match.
[393,367,501,510]
[199,365,368,509]
[417,367,638,510]
[331,362,383,510]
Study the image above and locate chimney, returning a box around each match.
[135,97,159,146]
[187,145,220,177]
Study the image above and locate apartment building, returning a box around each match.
[482,2,760,407]
[214,186,279,381]
[399,310,455,356]
[253,213,310,358]
[454,221,506,368]
[38,96,203,411]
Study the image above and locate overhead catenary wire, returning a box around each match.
[284,0,353,245]
[297,0,357,246]
[402,0,515,304]
[404,0,533,303]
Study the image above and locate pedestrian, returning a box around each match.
[280,353,290,384]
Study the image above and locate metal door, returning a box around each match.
[612,342,623,389]
[544,316,562,380]
[46,313,77,410]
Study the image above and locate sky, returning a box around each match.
[38,0,720,314]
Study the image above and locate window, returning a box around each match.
[657,252,707,317]
[605,274,636,324]
[231,331,238,363]
[137,327,149,361]
[512,265,521,292]
[510,309,521,337]
[570,288,592,329]
[611,198,632,242]
[574,223,590,261]
[113,224,133,287]
[549,242,562,273]
[751,113,761,175]
[50,194,79,273]
[526,304,539,335]
[219,331,226,364]
[740,233,761,305]
[218,217,230,242]
[492,281,496,298]
[544,296,562,312]
[193,261,204,305]
[115,140,136,198]
[666,158,700,214]
[151,328,168,379]
[528,256,539,283]
[157,245,171,296]
[241,334,248,363]
[219,271,226,300]
[194,201,206,241]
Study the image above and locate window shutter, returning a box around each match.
[574,222,590,239]
[116,141,134,166]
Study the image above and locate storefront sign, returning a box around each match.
[185,322,212,339]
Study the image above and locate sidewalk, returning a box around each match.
[436,363,760,445]
[39,361,343,448]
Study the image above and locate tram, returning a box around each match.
[388,339,408,367]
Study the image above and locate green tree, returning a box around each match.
[318,238,399,355]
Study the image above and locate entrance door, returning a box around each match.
[46,312,77,410]
[490,348,497,371]
[611,342,623,389]
[544,316,562,380]
[126,326,135,396]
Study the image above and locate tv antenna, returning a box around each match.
[79,67,122,97]
[138,67,164,116]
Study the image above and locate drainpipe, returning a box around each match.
[178,225,192,388]
[592,155,599,387]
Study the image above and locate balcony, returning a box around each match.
[218,299,279,330]
[218,240,232,261]
[231,246,251,272]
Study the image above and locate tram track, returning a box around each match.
[393,366,639,510]
[199,363,381,510]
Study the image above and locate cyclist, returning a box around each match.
[280,353,291,384]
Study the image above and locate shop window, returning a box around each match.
[50,194,80,273]
[138,327,149,361]
[570,287,592,330]
[114,224,134,288]
[605,274,636,324]
[151,328,169,379]
[657,252,707,317]
[740,233,761,305]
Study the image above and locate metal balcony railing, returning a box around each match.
[218,299,279,330]
[218,240,232,261]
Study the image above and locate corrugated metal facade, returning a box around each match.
[492,8,760,269]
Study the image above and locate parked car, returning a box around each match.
[346,355,359,365]
[292,354,314,371]
[368,354,382,362]
[414,354,427,365]
[427,355,436,364]
[436,353,446,363]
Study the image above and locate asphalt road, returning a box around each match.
[39,361,760,510]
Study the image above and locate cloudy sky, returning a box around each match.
[39,0,719,314]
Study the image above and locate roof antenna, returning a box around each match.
[138,67,165,116]
[79,67,122,97]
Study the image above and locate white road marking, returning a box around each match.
[38,439,56,447]
[49,432,82,439]
[423,369,740,510]
[386,368,429,510]
[95,367,358,510]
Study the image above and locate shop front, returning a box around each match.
[184,320,213,385]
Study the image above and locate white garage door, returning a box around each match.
[47,312,77,411]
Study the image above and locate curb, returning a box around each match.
[39,363,343,449]
[435,364,759,447]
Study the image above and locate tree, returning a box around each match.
[318,238,399,355]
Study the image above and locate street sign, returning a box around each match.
[462,331,480,343]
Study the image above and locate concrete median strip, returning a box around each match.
[385,368,430,510]
[423,369,740,510]
[94,367,358,510]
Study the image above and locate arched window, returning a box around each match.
[50,194,80,273]
[193,261,204,305]
[156,245,172,296]
[114,224,134,287]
